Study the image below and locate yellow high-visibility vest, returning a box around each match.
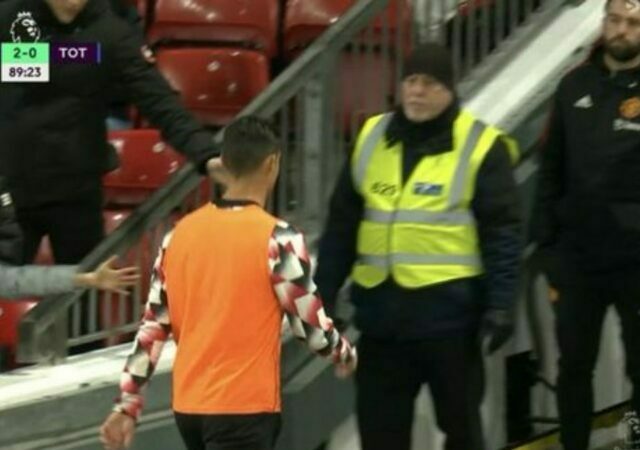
[350,109,519,288]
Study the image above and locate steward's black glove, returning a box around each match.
[478,309,514,354]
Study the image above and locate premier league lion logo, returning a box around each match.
[10,11,41,43]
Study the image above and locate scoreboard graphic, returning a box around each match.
[0,42,101,83]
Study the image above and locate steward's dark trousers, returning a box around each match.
[356,333,485,450]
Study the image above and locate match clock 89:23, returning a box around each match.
[1,42,50,82]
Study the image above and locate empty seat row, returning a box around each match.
[284,0,412,57]
[150,47,396,132]
[127,0,412,59]
[120,0,413,129]
[155,48,270,128]
[149,0,279,56]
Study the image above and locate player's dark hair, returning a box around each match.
[221,116,280,177]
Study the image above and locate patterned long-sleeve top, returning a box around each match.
[114,220,356,421]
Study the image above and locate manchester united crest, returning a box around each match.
[620,97,640,119]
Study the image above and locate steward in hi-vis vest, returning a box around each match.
[351,109,518,289]
[315,43,523,450]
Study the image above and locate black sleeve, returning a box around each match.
[530,93,565,248]
[111,25,219,173]
[472,138,524,311]
[314,159,364,317]
[0,177,23,265]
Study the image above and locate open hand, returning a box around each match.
[99,412,136,450]
[81,256,140,295]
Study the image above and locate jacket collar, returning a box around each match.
[589,42,640,91]
[385,99,460,155]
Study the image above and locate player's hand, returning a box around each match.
[549,287,559,303]
[335,346,357,379]
[100,412,136,450]
[206,157,231,186]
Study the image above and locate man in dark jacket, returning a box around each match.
[532,0,640,448]
[0,0,219,266]
[315,43,523,450]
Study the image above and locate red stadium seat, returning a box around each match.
[155,48,269,127]
[148,0,279,57]
[0,298,37,371]
[335,51,396,135]
[284,0,412,57]
[103,209,134,234]
[104,129,186,207]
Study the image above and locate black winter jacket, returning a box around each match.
[0,0,217,208]
[0,176,23,265]
[532,46,640,280]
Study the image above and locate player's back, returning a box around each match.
[164,202,283,415]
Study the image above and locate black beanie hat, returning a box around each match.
[402,43,455,92]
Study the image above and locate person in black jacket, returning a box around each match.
[314,43,523,450]
[0,0,219,267]
[532,0,640,448]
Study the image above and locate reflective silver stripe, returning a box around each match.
[363,208,394,223]
[359,254,388,268]
[391,253,481,267]
[396,210,474,225]
[364,208,475,226]
[359,253,481,267]
[448,120,487,209]
[354,114,394,189]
